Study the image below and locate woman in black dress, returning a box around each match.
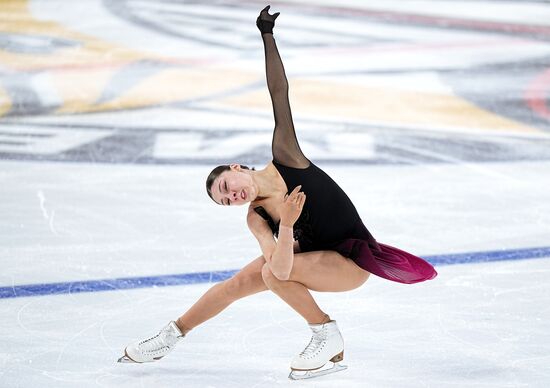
[120,6,436,379]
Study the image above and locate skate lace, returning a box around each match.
[138,327,179,356]
[299,329,327,358]
[139,332,166,352]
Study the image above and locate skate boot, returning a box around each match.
[118,321,185,363]
[289,320,347,380]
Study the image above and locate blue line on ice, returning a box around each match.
[2,246,549,299]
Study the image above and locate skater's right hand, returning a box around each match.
[256,5,280,34]
[279,185,306,228]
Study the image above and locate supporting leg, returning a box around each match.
[261,250,370,323]
[261,263,329,324]
[260,251,368,378]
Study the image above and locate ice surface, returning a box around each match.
[1,1,550,387]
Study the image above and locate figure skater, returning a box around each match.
[119,6,437,380]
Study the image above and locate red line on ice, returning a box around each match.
[525,67,550,121]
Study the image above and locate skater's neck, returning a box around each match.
[252,164,287,200]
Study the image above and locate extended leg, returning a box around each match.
[177,255,268,333]
[120,255,268,363]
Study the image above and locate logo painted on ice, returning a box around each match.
[0,127,375,164]
[153,132,375,161]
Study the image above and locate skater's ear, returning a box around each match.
[230,164,255,172]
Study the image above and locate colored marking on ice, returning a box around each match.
[425,246,550,266]
[1,246,549,299]
[525,67,550,122]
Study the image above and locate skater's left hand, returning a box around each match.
[280,185,306,228]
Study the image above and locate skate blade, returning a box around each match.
[288,362,347,380]
[117,350,138,364]
[117,355,136,363]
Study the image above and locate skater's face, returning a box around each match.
[210,164,255,206]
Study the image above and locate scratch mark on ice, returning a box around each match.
[37,190,59,235]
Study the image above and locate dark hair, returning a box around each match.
[206,164,255,203]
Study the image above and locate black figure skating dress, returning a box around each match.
[254,32,436,284]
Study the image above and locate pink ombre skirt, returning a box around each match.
[331,220,437,284]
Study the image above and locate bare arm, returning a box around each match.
[247,207,300,277]
[268,225,295,279]
[248,186,305,280]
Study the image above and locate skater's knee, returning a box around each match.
[261,262,274,284]
[261,262,288,285]
[222,278,244,301]
[223,272,260,300]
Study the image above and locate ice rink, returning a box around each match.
[1,1,550,387]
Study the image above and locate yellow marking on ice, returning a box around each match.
[53,68,119,114]
[0,0,141,71]
[0,0,192,115]
[0,0,540,131]
[0,86,12,116]
[217,78,538,134]
[0,0,243,115]
[87,67,258,113]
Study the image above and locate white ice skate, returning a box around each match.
[288,320,348,380]
[118,321,184,363]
